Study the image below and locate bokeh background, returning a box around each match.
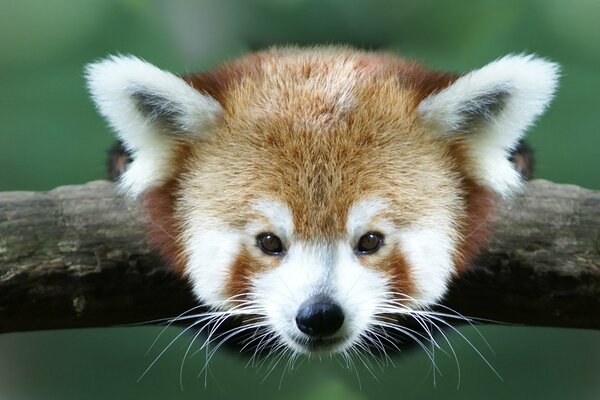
[1,0,599,399]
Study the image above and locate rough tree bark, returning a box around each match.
[0,180,598,334]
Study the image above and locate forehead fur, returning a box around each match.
[177,47,465,239]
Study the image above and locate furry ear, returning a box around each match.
[86,55,222,197]
[418,55,559,196]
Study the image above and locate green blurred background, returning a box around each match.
[1,0,599,399]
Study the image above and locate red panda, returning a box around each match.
[86,47,558,357]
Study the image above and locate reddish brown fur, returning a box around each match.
[142,143,194,274]
[182,48,463,232]
[225,246,281,299]
[447,142,497,272]
[150,47,495,300]
[144,180,186,273]
[225,248,253,300]
[369,246,415,298]
[455,180,495,271]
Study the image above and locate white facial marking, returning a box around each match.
[185,227,241,307]
[251,241,388,354]
[333,241,389,348]
[180,190,460,355]
[398,226,455,306]
[347,198,389,239]
[181,194,460,356]
[248,195,461,354]
[248,199,294,242]
[348,200,458,307]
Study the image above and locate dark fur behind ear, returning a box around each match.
[509,139,535,181]
[106,138,534,182]
[107,141,132,181]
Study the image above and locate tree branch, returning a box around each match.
[0,180,598,334]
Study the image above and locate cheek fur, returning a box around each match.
[453,178,496,272]
[185,229,241,307]
[226,250,253,300]
[225,247,278,300]
[140,143,195,274]
[143,180,187,274]
[369,247,415,301]
[398,227,455,306]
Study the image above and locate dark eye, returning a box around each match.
[357,232,383,255]
[257,233,284,255]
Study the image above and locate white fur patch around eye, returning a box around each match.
[248,199,294,241]
[185,228,241,307]
[418,54,559,197]
[346,198,389,239]
[397,227,455,306]
[347,198,457,307]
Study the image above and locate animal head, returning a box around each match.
[86,47,558,356]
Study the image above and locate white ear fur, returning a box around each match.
[418,54,559,196]
[85,55,222,197]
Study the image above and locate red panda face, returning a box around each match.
[86,47,558,356]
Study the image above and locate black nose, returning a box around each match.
[295,296,345,338]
